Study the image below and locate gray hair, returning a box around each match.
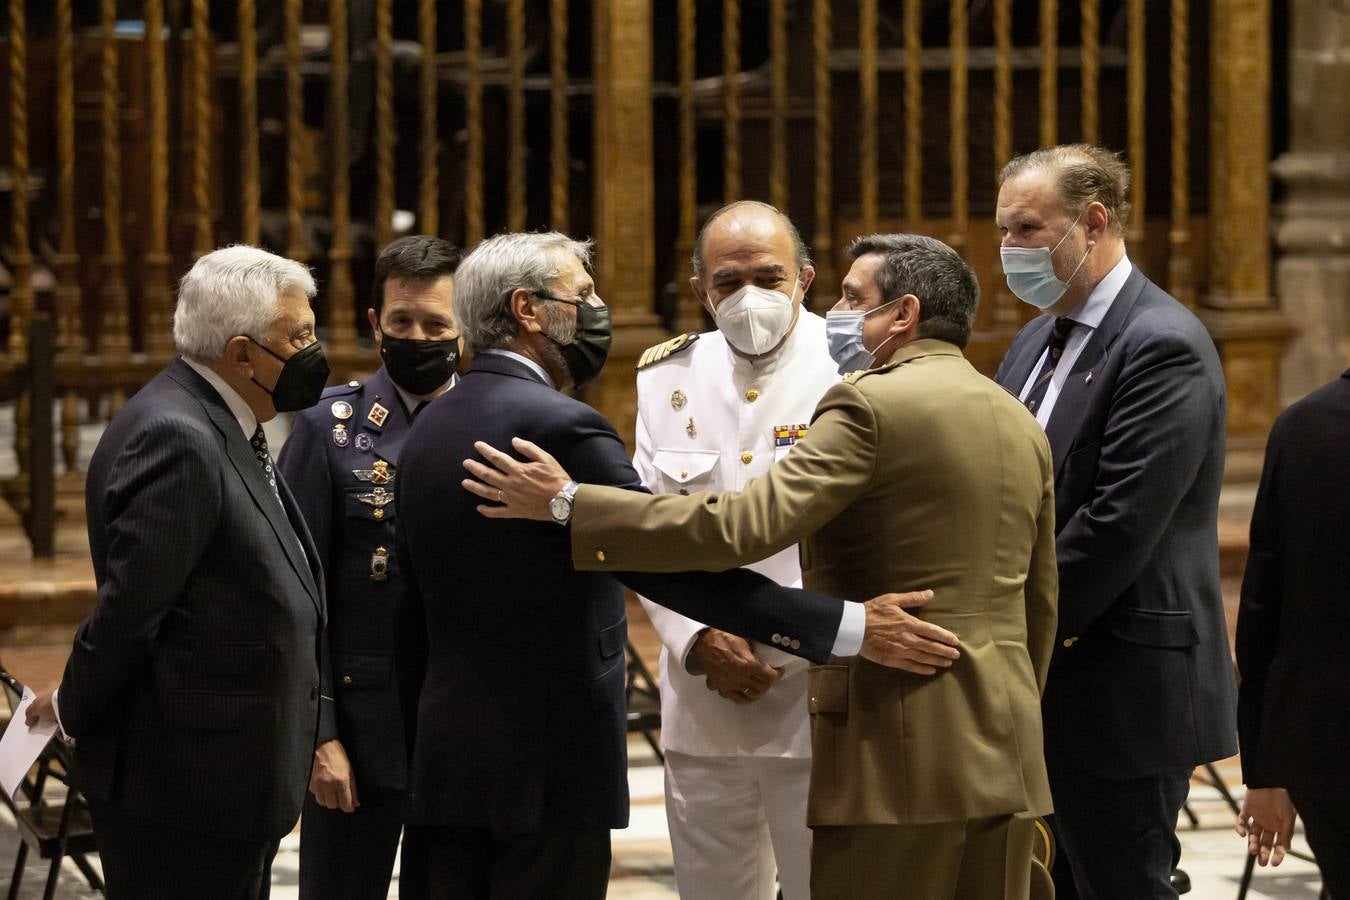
[453,232,595,352]
[691,200,812,279]
[846,234,980,349]
[172,245,316,361]
[998,144,1132,237]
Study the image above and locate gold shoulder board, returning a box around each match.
[636,332,700,371]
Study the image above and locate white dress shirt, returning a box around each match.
[1018,254,1134,428]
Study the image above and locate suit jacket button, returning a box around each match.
[771,633,782,644]
[1062,637,1078,648]
[790,639,801,650]
[596,550,606,562]
[342,675,353,685]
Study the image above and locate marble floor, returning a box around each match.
[0,737,1325,899]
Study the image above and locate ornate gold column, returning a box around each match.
[1198,0,1291,480]
[591,0,665,447]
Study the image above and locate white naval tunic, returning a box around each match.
[634,310,840,759]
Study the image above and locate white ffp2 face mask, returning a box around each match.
[711,281,799,355]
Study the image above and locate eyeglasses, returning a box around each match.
[533,292,587,308]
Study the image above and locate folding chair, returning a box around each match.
[623,640,664,763]
[0,666,105,900]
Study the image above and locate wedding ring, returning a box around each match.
[497,489,504,503]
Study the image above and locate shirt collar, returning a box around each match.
[391,372,457,419]
[183,356,258,439]
[479,349,554,388]
[1066,254,1133,330]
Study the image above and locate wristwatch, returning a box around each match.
[549,481,580,525]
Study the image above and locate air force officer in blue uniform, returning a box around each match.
[279,236,463,900]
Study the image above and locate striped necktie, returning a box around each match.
[1023,317,1078,414]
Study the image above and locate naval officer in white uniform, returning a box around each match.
[634,201,840,900]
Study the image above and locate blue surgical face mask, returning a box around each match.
[825,297,900,375]
[1000,210,1091,310]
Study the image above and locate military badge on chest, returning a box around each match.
[352,459,394,486]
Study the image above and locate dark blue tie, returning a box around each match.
[1023,317,1078,414]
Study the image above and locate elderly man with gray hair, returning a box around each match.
[26,245,332,899]
[394,231,939,899]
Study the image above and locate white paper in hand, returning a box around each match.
[0,687,58,800]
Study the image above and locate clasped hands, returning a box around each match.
[463,437,961,675]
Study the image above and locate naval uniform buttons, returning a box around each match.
[596,550,606,562]
[740,451,754,464]
[373,508,384,520]
[745,388,760,402]
[341,675,353,685]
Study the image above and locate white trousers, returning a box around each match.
[663,750,813,900]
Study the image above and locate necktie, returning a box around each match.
[1022,317,1078,414]
[250,424,282,503]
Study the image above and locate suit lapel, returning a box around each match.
[168,360,322,611]
[998,317,1055,394]
[1043,267,1148,478]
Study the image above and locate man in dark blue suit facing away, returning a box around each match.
[993,145,1237,899]
[395,232,953,899]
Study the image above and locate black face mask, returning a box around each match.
[248,338,331,412]
[537,296,612,388]
[380,334,460,396]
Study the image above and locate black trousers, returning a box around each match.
[1290,787,1350,899]
[89,798,280,900]
[1047,763,1193,900]
[299,787,405,900]
[398,823,610,900]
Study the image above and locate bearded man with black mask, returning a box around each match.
[392,231,938,899]
[277,234,463,900]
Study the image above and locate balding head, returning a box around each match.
[689,201,816,358]
[691,201,811,279]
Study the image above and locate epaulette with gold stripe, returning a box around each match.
[636,332,700,371]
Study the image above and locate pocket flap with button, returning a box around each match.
[807,664,849,714]
[651,449,720,485]
[1108,607,1200,649]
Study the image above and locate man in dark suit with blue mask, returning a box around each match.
[993,144,1238,899]
[394,231,948,899]
[279,235,462,900]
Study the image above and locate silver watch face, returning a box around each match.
[549,495,572,522]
